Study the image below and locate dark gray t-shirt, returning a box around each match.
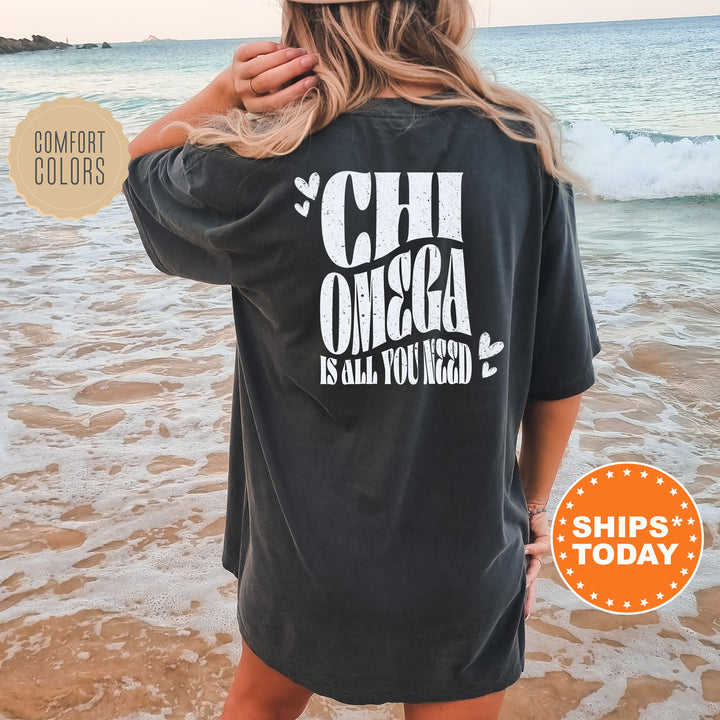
[122,96,601,704]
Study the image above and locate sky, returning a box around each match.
[2,0,718,44]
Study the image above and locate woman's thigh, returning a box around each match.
[403,689,506,720]
[221,638,314,720]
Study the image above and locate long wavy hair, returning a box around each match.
[168,0,593,196]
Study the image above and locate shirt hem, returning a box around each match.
[222,553,239,579]
[526,365,598,402]
[236,608,524,705]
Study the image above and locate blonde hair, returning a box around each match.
[169,0,593,197]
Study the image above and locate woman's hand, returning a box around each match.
[523,508,551,620]
[127,41,320,159]
[229,40,320,113]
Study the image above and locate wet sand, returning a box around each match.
[2,205,720,719]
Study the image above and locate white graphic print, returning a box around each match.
[477,331,504,379]
[294,199,310,217]
[295,172,320,201]
[294,172,320,217]
[295,171,505,385]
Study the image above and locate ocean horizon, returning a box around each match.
[25,11,720,45]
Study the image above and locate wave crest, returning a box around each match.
[562,120,720,201]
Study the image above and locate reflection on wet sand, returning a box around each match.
[0,611,236,720]
[2,213,719,719]
[499,672,604,719]
[8,404,126,437]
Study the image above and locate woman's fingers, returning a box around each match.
[524,577,536,619]
[247,52,320,96]
[233,40,284,64]
[524,553,542,619]
[524,512,551,557]
[523,511,550,620]
[524,537,549,557]
[238,46,311,82]
[525,554,543,585]
[250,74,319,113]
[229,41,320,112]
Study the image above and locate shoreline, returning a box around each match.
[0,195,718,720]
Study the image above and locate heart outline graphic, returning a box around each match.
[481,362,497,378]
[294,200,310,217]
[478,332,504,359]
[294,172,320,201]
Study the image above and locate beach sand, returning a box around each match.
[2,202,719,720]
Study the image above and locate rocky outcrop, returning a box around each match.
[0,35,111,54]
[0,35,70,54]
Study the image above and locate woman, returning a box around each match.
[122,0,601,718]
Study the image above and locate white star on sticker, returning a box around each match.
[566,568,574,576]
[640,471,648,478]
[681,502,688,509]
[577,582,584,589]
[557,534,565,542]
[670,582,678,589]
[656,478,664,485]
[688,518,695,525]
[559,552,567,560]
[689,535,697,542]
[566,501,574,509]
[590,477,598,485]
[670,488,677,495]
[559,517,567,525]
[681,568,688,576]
[606,599,614,606]
[623,468,631,476]
[624,601,631,608]
[577,488,585,495]
[607,471,614,478]
[590,592,598,600]
[687,552,695,560]
[641,598,648,606]
[656,592,664,599]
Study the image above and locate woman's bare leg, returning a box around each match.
[403,689,506,720]
[220,638,314,720]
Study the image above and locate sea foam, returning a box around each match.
[562,119,720,201]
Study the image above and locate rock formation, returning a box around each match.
[0,35,111,54]
[0,35,69,54]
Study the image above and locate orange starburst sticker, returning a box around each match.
[551,462,703,614]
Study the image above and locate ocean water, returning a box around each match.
[1,14,719,720]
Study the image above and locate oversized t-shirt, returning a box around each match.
[122,95,601,705]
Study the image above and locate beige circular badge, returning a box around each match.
[8,96,130,220]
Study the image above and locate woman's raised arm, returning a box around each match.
[128,40,319,159]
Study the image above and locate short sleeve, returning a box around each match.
[122,142,233,285]
[527,177,601,401]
